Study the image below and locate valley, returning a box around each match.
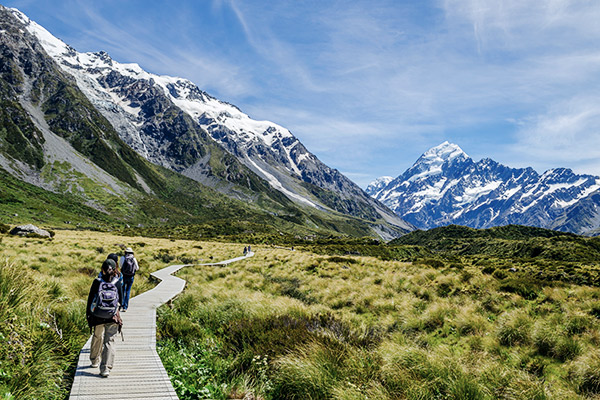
[2,226,600,399]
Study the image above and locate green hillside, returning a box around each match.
[390,224,599,262]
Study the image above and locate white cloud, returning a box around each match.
[512,97,600,167]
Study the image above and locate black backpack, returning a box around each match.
[121,255,136,276]
[91,277,119,319]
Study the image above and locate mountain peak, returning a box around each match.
[422,141,468,162]
[403,141,469,182]
[370,141,600,234]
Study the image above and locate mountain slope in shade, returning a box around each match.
[369,141,600,235]
[10,7,411,235]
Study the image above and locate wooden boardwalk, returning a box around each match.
[69,253,253,400]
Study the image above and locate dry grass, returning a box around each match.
[4,231,600,399]
[161,245,600,399]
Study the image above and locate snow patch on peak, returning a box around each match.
[422,141,468,162]
[10,8,72,58]
[371,176,394,186]
[404,142,469,183]
[365,176,394,196]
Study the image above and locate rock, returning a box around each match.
[9,224,52,238]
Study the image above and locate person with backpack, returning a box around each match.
[86,259,123,377]
[119,247,139,312]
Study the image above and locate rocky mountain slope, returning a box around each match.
[368,142,600,235]
[5,6,410,235]
[0,5,411,238]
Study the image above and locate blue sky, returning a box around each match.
[6,0,600,187]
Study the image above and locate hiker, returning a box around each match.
[119,247,139,312]
[243,246,247,255]
[247,245,251,253]
[87,259,123,377]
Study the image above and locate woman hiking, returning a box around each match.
[86,258,123,377]
[98,253,123,284]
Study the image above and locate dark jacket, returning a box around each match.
[86,274,124,327]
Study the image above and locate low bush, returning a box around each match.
[499,277,541,299]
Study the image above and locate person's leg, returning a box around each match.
[100,323,119,376]
[122,275,134,310]
[89,324,104,366]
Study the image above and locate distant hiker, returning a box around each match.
[243,246,247,255]
[119,247,139,312]
[247,245,251,253]
[87,259,123,378]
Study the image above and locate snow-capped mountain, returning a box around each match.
[2,6,411,236]
[369,141,600,235]
[365,176,394,197]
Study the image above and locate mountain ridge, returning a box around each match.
[368,142,600,235]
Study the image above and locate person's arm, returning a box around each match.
[86,279,99,320]
[134,258,139,273]
[117,281,124,308]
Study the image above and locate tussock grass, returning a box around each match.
[155,243,600,399]
[4,229,600,399]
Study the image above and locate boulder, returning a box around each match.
[9,224,52,238]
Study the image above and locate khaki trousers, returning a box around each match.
[90,323,119,373]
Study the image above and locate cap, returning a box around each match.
[125,247,133,253]
[106,253,119,263]
[102,259,116,272]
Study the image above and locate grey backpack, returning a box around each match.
[121,255,136,276]
[91,277,119,318]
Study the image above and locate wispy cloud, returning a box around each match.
[511,96,600,173]
[7,0,600,184]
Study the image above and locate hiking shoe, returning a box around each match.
[100,370,110,377]
[121,308,127,312]
[90,358,100,368]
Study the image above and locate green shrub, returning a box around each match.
[499,278,541,299]
[154,249,176,263]
[157,339,228,399]
[492,269,507,280]
[589,302,600,319]
[436,281,454,297]
[326,256,358,264]
[481,266,495,275]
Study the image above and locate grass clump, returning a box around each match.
[0,261,88,399]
